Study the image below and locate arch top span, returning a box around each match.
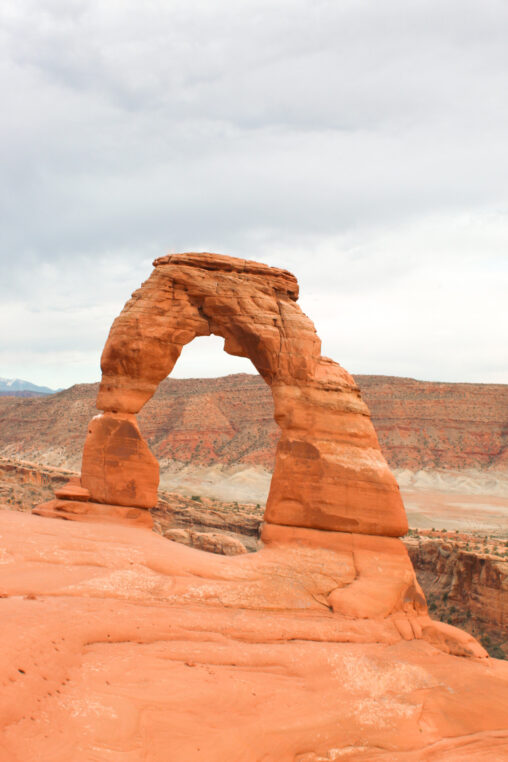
[97,252,319,415]
[40,252,409,539]
[153,252,300,299]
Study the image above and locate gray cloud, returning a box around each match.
[0,0,507,387]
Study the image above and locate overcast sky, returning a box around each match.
[1,0,507,389]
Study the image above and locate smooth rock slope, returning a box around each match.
[2,509,508,761]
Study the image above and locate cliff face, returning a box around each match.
[356,375,508,472]
[0,385,98,470]
[138,375,278,469]
[0,458,73,511]
[1,374,507,479]
[404,533,508,659]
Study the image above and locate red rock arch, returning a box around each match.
[79,252,407,538]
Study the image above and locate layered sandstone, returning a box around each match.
[81,413,159,508]
[357,375,508,472]
[0,457,73,511]
[405,532,508,658]
[71,252,407,538]
[1,374,507,491]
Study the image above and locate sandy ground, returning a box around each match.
[158,464,508,536]
[402,490,508,535]
[158,461,273,503]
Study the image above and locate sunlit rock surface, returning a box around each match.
[2,510,508,761]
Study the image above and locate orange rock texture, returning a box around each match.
[2,509,508,761]
[79,252,407,537]
[81,413,159,508]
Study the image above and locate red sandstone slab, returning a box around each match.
[1,510,507,761]
[33,497,153,528]
[54,479,90,502]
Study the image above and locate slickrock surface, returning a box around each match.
[5,455,507,659]
[2,509,508,761]
[75,252,407,537]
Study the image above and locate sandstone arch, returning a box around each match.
[30,252,490,693]
[76,252,407,538]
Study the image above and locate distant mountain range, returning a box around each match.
[0,378,59,396]
[0,373,506,484]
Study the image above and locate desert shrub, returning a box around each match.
[489,644,506,660]
[191,495,201,502]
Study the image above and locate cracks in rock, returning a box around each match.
[309,591,334,612]
[194,300,212,337]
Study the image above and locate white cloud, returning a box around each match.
[0,0,507,387]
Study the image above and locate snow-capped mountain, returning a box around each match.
[0,377,58,395]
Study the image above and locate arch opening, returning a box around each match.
[169,334,258,380]
[137,334,277,507]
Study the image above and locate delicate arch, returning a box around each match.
[80,252,408,537]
